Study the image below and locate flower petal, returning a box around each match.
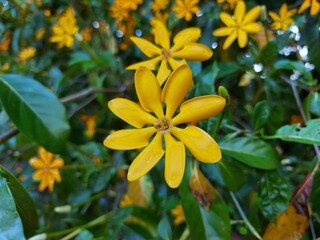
[130,37,161,57]
[242,23,261,33]
[29,157,45,169]
[152,20,170,49]
[234,1,245,24]
[164,134,185,188]
[172,126,222,163]
[127,133,164,181]
[219,12,235,27]
[161,64,194,119]
[49,169,62,182]
[38,147,54,164]
[213,27,234,37]
[126,57,162,70]
[135,67,164,118]
[172,43,213,61]
[238,29,248,48]
[172,95,226,125]
[171,28,201,52]
[311,0,320,15]
[50,158,64,168]
[279,3,288,17]
[108,98,157,128]
[243,6,261,25]
[298,0,311,13]
[268,12,280,22]
[156,60,172,86]
[38,177,49,192]
[223,30,237,50]
[104,127,156,150]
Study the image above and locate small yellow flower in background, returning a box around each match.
[121,0,143,11]
[217,0,243,10]
[44,9,51,17]
[172,0,200,21]
[17,47,36,61]
[152,0,169,13]
[120,193,134,207]
[171,204,186,225]
[104,65,225,188]
[213,1,261,50]
[29,147,64,192]
[49,7,79,48]
[298,0,320,15]
[0,63,10,73]
[82,27,92,42]
[35,28,46,41]
[80,114,98,138]
[0,31,11,52]
[127,19,213,85]
[269,4,297,31]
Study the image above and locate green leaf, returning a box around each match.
[0,74,70,153]
[216,61,242,79]
[309,92,320,116]
[75,230,94,240]
[260,41,278,66]
[157,214,172,240]
[220,137,279,169]
[179,164,230,240]
[218,159,245,192]
[304,18,320,72]
[258,171,291,221]
[0,165,39,233]
[264,119,320,145]
[310,168,320,222]
[0,174,26,240]
[253,100,270,130]
[195,62,219,96]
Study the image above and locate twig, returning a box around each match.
[0,128,19,144]
[229,192,263,240]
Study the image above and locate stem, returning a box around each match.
[212,109,225,139]
[179,228,190,240]
[62,163,111,170]
[229,192,263,240]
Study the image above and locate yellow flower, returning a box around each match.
[298,0,320,15]
[269,4,297,31]
[80,114,98,138]
[0,32,11,52]
[121,0,143,10]
[127,20,213,85]
[104,65,225,188]
[172,0,200,21]
[0,63,10,73]
[29,147,64,192]
[213,1,261,50]
[35,27,46,40]
[17,47,36,61]
[171,204,185,225]
[152,0,169,13]
[120,193,134,207]
[49,7,79,48]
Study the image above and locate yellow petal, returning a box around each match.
[219,12,236,27]
[164,134,185,188]
[50,158,64,168]
[172,43,213,61]
[104,127,156,150]
[223,30,237,50]
[127,133,164,181]
[171,126,222,163]
[130,37,161,57]
[33,170,45,179]
[311,0,320,15]
[172,95,226,125]
[213,27,234,37]
[168,58,185,70]
[279,4,288,17]
[49,169,62,182]
[171,28,201,52]
[126,57,162,70]
[298,0,311,13]
[268,12,280,22]
[234,1,246,24]
[156,60,172,86]
[135,67,164,118]
[38,147,54,164]
[238,29,248,48]
[108,98,157,128]
[29,157,45,169]
[242,23,261,33]
[161,64,194,119]
[38,177,49,192]
[152,20,170,49]
[243,6,261,25]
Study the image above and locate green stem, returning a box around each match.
[75,33,102,64]
[62,163,111,170]
[179,227,190,240]
[73,190,108,208]
[229,192,262,240]
[212,109,225,139]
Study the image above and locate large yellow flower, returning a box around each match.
[126,20,213,85]
[29,147,64,192]
[213,1,261,50]
[104,65,225,188]
[298,0,320,15]
[49,7,79,48]
[269,4,297,31]
[172,0,200,21]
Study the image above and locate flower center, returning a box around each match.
[161,48,172,60]
[153,117,172,134]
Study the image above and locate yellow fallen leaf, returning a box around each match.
[263,204,308,240]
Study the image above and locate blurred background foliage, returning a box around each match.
[0,0,319,239]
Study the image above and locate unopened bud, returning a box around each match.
[218,86,230,104]
[260,5,267,22]
[54,205,72,213]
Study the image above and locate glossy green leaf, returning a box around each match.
[179,164,230,240]
[0,74,70,153]
[309,92,320,116]
[0,174,26,240]
[304,18,320,72]
[216,61,242,79]
[260,41,278,66]
[0,165,39,232]
[218,159,245,192]
[258,171,291,221]
[195,62,219,96]
[157,214,172,240]
[220,137,279,169]
[310,168,320,223]
[264,119,320,145]
[253,100,270,130]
